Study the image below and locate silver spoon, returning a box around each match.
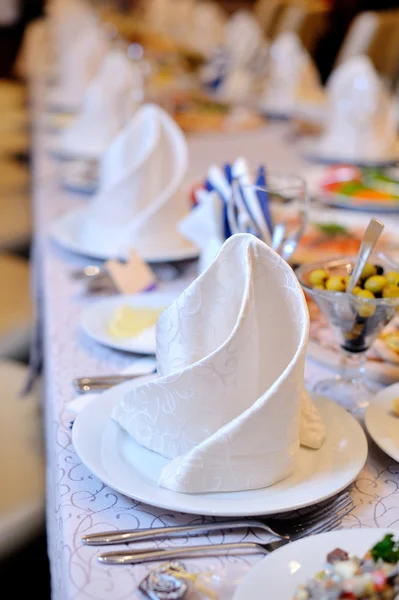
[346,217,384,295]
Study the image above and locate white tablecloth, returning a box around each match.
[31,80,399,600]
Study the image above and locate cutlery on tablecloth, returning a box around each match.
[73,372,156,393]
[82,492,352,546]
[95,494,354,564]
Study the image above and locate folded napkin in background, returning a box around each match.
[185,1,226,58]
[58,49,143,160]
[202,10,268,102]
[112,233,325,494]
[79,104,191,258]
[316,55,398,161]
[47,19,109,112]
[263,32,323,115]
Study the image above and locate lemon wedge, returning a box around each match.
[108,306,165,339]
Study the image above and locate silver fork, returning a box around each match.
[83,492,351,546]
[96,496,354,565]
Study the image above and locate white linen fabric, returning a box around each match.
[47,17,108,112]
[58,49,143,159]
[263,32,323,114]
[317,56,398,161]
[112,234,325,493]
[79,104,190,257]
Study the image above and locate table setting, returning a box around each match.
[21,0,399,598]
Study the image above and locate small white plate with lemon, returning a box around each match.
[80,292,176,354]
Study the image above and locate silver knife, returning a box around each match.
[82,519,285,546]
[73,373,155,393]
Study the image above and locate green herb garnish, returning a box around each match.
[315,223,348,237]
[370,534,399,563]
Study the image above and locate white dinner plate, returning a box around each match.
[72,381,367,517]
[365,382,399,462]
[233,528,393,600]
[50,207,200,263]
[300,137,399,168]
[80,292,177,354]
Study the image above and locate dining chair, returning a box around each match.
[0,254,33,361]
[334,9,399,88]
[0,359,45,560]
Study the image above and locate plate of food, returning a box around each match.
[365,382,399,463]
[316,165,399,212]
[292,219,398,265]
[80,292,176,354]
[234,529,399,600]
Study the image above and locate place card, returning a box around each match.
[105,248,157,295]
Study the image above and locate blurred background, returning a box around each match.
[0,0,398,597]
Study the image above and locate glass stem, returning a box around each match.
[339,349,367,384]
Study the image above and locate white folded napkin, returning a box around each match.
[263,32,323,115]
[214,10,267,102]
[112,233,325,494]
[79,103,190,257]
[47,0,97,65]
[317,56,398,161]
[48,20,109,112]
[58,49,143,159]
[182,1,226,57]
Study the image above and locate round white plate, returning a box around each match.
[300,138,399,168]
[233,528,393,600]
[72,383,367,516]
[50,208,200,263]
[365,382,399,462]
[80,292,176,354]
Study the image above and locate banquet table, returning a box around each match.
[30,75,399,600]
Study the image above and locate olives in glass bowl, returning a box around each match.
[296,253,399,414]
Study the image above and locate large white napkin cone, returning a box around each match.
[112,234,325,493]
[48,21,109,112]
[317,56,398,161]
[79,104,191,257]
[263,32,323,115]
[58,50,143,159]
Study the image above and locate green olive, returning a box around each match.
[360,263,377,280]
[382,284,399,299]
[364,275,388,294]
[309,269,329,286]
[355,289,376,317]
[352,286,363,296]
[325,275,346,292]
[386,271,399,286]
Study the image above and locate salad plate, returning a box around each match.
[233,529,395,600]
[80,292,177,354]
[365,382,399,463]
[315,165,399,212]
[50,207,200,263]
[72,381,367,517]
